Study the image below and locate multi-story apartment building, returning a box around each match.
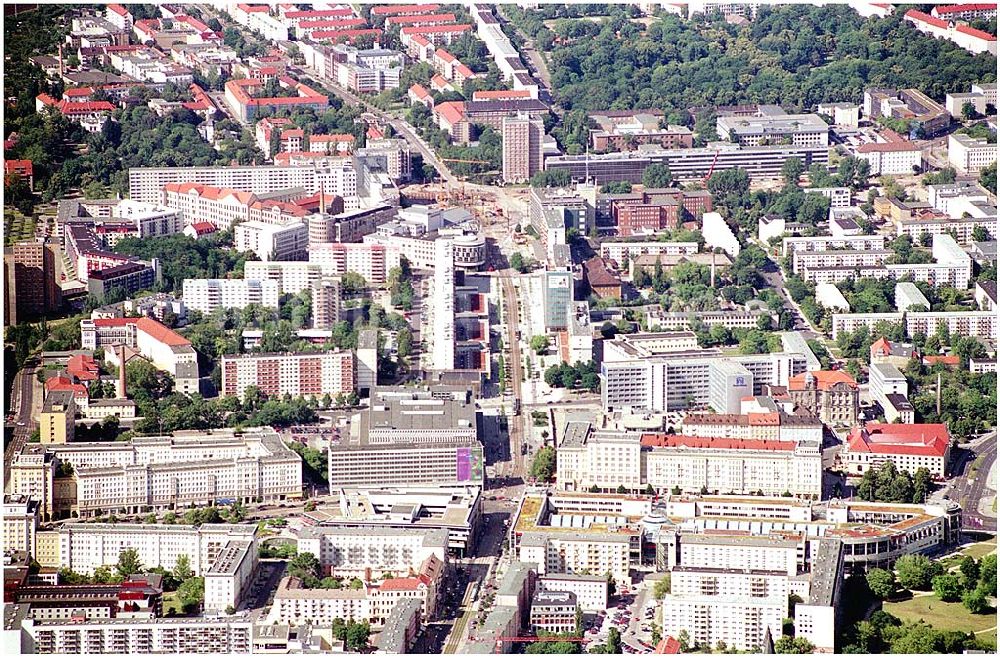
[786,370,859,427]
[894,215,998,245]
[502,114,544,184]
[3,494,39,556]
[948,132,997,174]
[221,351,354,400]
[204,539,258,614]
[529,591,578,634]
[538,574,608,613]
[294,527,448,577]
[234,220,308,261]
[601,350,807,412]
[47,429,302,516]
[680,411,824,444]
[556,423,822,498]
[20,617,253,654]
[80,316,200,394]
[904,9,997,55]
[181,278,280,315]
[129,163,360,206]
[905,310,997,341]
[8,446,58,521]
[599,241,698,265]
[35,523,257,576]
[781,234,887,258]
[328,387,484,488]
[40,391,76,444]
[308,242,400,284]
[841,423,951,478]
[4,239,62,322]
[519,532,632,583]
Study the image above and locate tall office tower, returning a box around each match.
[502,114,544,184]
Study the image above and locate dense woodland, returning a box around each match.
[505,4,997,153]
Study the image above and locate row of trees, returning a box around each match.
[866,553,996,615]
[856,462,933,504]
[843,609,993,654]
[543,360,601,392]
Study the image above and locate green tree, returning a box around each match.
[177,576,205,613]
[962,587,990,614]
[642,163,673,188]
[959,556,980,588]
[980,161,997,193]
[894,554,941,591]
[340,271,367,294]
[346,621,371,651]
[530,447,557,482]
[652,574,671,599]
[781,157,804,186]
[530,335,549,354]
[931,574,963,602]
[774,636,815,654]
[173,554,194,583]
[866,568,896,599]
[116,548,143,580]
[288,552,323,587]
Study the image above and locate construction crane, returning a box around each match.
[703,150,721,183]
[469,635,588,654]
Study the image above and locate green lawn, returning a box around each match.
[964,537,997,559]
[4,210,36,245]
[162,591,183,616]
[885,595,996,634]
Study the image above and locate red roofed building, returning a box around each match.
[308,133,355,155]
[904,9,997,55]
[408,83,434,109]
[281,8,356,29]
[296,17,368,38]
[399,23,471,47]
[5,160,34,189]
[35,94,115,132]
[183,221,219,239]
[843,423,951,477]
[870,337,919,369]
[44,375,90,409]
[310,28,383,45]
[787,370,859,427]
[433,101,470,143]
[67,354,99,382]
[932,4,997,21]
[372,4,442,17]
[224,77,329,122]
[366,124,385,140]
[655,637,682,654]
[385,13,456,28]
[472,89,532,102]
[429,73,453,93]
[922,354,960,368]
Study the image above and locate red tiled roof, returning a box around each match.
[46,377,89,398]
[64,87,93,97]
[5,160,33,176]
[285,9,355,19]
[455,63,475,79]
[400,24,471,35]
[366,125,385,140]
[430,74,451,89]
[923,355,960,366]
[310,28,382,42]
[107,4,128,16]
[386,13,457,26]
[281,128,304,139]
[640,434,798,452]
[846,423,950,457]
[472,89,531,101]
[238,4,270,13]
[956,23,997,40]
[905,9,951,30]
[135,317,190,347]
[434,48,457,63]
[188,221,217,235]
[434,101,465,125]
[60,101,116,114]
[299,18,368,31]
[372,4,441,16]
[934,4,998,16]
[655,637,681,654]
[379,577,426,591]
[857,141,921,154]
[788,370,858,391]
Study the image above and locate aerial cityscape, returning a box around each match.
[1,0,997,655]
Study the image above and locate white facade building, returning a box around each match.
[948,133,997,174]
[701,212,740,257]
[182,278,280,314]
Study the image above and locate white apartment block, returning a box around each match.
[905,311,997,341]
[519,532,632,582]
[362,229,486,271]
[501,114,544,184]
[792,249,892,276]
[702,212,740,257]
[894,215,998,245]
[948,133,997,174]
[268,580,371,627]
[204,539,257,614]
[221,351,354,399]
[602,332,700,362]
[48,429,302,516]
[657,531,804,576]
[244,261,338,294]
[538,574,609,613]
[896,281,930,312]
[599,241,699,265]
[293,527,448,576]
[182,278,280,315]
[130,163,359,206]
[815,282,851,312]
[3,494,39,556]
[36,522,257,577]
[601,351,807,412]
[831,312,905,339]
[781,234,887,258]
[803,186,851,208]
[855,140,922,175]
[926,182,992,215]
[945,92,987,118]
[308,242,398,284]
[556,428,645,491]
[234,220,308,260]
[161,183,307,231]
[20,617,253,654]
[228,2,289,41]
